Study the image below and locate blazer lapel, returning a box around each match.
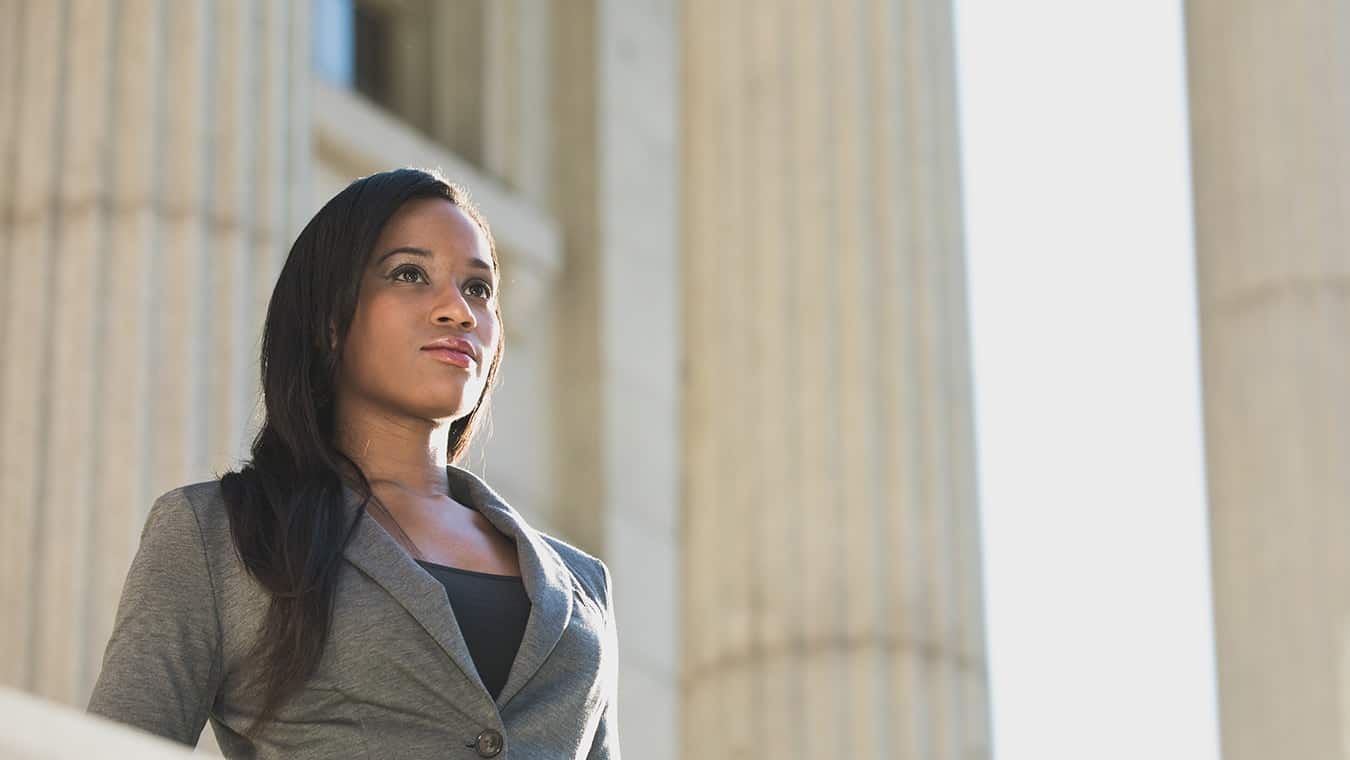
[444,465,574,708]
[338,482,489,703]
[338,465,574,711]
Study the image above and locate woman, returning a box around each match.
[87,168,620,759]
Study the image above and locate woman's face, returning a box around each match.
[336,197,500,423]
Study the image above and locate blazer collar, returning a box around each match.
[339,464,574,711]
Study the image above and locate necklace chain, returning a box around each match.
[366,494,427,561]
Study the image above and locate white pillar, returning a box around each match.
[0,0,309,708]
[549,2,682,759]
[1185,2,1350,758]
[682,1,990,758]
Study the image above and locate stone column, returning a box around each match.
[1185,2,1350,758]
[0,0,309,709]
[682,1,989,758]
[482,0,553,204]
[548,2,682,758]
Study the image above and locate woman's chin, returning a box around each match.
[438,407,474,423]
[402,381,482,422]
[402,397,470,422]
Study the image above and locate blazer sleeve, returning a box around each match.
[587,560,621,759]
[87,488,224,746]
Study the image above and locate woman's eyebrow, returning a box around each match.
[375,246,431,266]
[375,246,494,275]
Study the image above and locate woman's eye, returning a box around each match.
[391,266,426,284]
[465,280,493,299]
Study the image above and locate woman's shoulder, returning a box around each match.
[144,478,231,533]
[535,529,613,607]
[137,479,245,577]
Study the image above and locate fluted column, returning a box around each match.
[1185,2,1350,758]
[0,0,309,708]
[682,1,989,758]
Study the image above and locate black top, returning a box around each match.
[415,559,532,700]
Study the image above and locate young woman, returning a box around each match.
[87,168,621,759]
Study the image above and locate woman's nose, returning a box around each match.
[433,286,476,328]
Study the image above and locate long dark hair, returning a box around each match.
[218,168,504,735]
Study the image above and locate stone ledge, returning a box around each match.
[0,686,196,759]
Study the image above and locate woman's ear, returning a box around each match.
[329,321,338,351]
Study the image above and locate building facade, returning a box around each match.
[58,0,1350,758]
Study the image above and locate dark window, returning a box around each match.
[353,2,395,111]
[313,0,489,167]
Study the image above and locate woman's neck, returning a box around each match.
[333,399,453,499]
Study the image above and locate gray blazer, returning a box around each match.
[87,465,621,760]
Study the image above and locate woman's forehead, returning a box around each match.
[371,199,493,269]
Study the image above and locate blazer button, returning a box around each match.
[472,729,503,758]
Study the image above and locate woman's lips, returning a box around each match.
[422,347,473,368]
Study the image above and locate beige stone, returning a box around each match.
[1186,1,1350,758]
[549,5,683,759]
[0,0,309,725]
[680,0,990,757]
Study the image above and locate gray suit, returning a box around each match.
[87,465,620,760]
